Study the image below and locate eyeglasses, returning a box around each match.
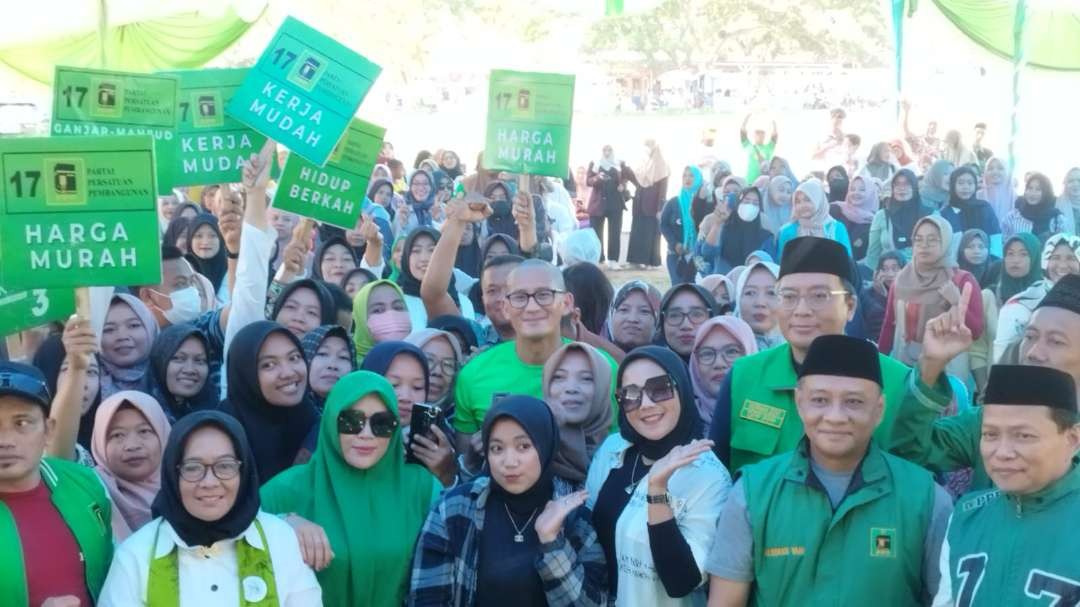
[776,289,849,311]
[506,288,563,309]
[178,458,242,482]
[913,237,942,247]
[616,375,675,412]
[664,307,710,326]
[696,345,746,366]
[426,355,459,377]
[337,409,398,437]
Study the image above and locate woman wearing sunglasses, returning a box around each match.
[261,371,441,607]
[586,346,731,606]
[409,396,608,606]
[99,411,322,606]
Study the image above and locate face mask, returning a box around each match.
[737,202,760,222]
[367,310,412,341]
[162,287,202,324]
[491,200,511,218]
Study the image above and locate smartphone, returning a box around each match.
[506,179,518,199]
[405,403,441,465]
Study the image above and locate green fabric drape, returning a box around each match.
[0,8,263,85]
[931,0,1080,71]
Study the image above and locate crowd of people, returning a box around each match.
[2,99,1079,607]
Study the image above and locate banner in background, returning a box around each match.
[272,118,386,229]
[228,16,382,166]
[51,66,179,195]
[483,69,575,178]
[158,68,279,188]
[0,135,162,289]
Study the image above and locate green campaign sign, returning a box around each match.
[483,70,575,178]
[0,287,75,337]
[51,66,179,195]
[272,118,385,229]
[0,136,162,289]
[227,16,382,166]
[158,68,280,188]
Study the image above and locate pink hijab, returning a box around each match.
[688,317,757,427]
[832,175,879,224]
[92,391,171,540]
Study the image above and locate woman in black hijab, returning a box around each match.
[185,213,228,297]
[220,321,317,483]
[398,227,462,310]
[270,278,337,338]
[585,346,730,603]
[163,215,193,254]
[311,236,359,284]
[719,187,773,271]
[654,284,719,363]
[455,221,483,279]
[409,396,608,606]
[149,324,217,423]
[98,410,321,603]
[826,165,850,203]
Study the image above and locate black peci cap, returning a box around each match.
[798,335,882,387]
[984,365,1077,412]
[779,237,854,284]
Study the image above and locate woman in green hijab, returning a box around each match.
[260,370,440,607]
[351,279,413,363]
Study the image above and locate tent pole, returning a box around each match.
[98,0,108,68]
[1009,0,1027,178]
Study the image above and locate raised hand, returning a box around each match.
[534,490,589,543]
[921,281,974,365]
[511,191,534,229]
[61,315,98,371]
[647,439,714,493]
[219,206,243,255]
[243,139,275,190]
[447,194,493,224]
[409,425,457,487]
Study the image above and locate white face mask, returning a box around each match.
[163,287,202,324]
[737,202,760,222]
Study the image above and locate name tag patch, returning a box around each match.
[765,546,806,557]
[870,527,896,558]
[739,400,787,429]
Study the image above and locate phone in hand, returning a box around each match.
[405,403,441,465]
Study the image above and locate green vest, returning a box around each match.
[742,441,935,607]
[729,343,911,472]
[0,458,113,606]
[147,517,279,607]
[944,461,1080,606]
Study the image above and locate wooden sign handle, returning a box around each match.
[5,334,23,361]
[75,287,91,319]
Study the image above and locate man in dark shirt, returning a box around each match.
[861,252,905,342]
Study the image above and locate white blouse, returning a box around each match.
[99,511,322,607]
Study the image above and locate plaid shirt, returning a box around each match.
[408,476,609,606]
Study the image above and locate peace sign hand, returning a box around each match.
[534,490,589,543]
[921,281,974,365]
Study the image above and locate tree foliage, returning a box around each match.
[583,0,890,72]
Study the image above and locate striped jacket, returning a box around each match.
[408,475,609,606]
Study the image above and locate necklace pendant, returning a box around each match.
[514,533,525,543]
[625,483,635,495]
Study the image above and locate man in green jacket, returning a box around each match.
[706,335,952,607]
[709,236,918,473]
[933,365,1080,606]
[0,361,113,606]
[891,274,1080,490]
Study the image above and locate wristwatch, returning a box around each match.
[646,492,670,505]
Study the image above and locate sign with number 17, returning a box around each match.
[227,16,382,166]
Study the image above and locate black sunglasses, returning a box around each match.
[615,375,675,412]
[337,409,399,438]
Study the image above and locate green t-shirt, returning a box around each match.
[742,138,776,182]
[453,339,618,434]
